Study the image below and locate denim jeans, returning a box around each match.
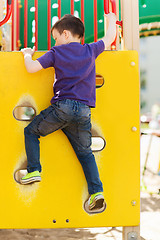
[24,99,103,194]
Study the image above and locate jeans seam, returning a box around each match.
[37,110,53,135]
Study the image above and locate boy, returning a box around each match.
[21,13,116,213]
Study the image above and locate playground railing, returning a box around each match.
[1,0,123,51]
[13,0,122,51]
[0,0,12,27]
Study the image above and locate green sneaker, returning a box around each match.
[20,171,41,185]
[84,192,106,214]
[89,192,104,209]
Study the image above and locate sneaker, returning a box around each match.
[20,171,41,185]
[84,192,106,214]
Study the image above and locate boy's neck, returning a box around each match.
[67,35,81,44]
[68,39,81,44]
[66,33,81,44]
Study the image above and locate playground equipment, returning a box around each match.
[0,0,141,239]
[0,0,12,27]
[0,0,12,50]
[0,49,140,237]
[18,0,105,50]
[1,0,160,51]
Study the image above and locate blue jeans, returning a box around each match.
[24,99,103,194]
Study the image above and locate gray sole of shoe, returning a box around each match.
[20,177,41,185]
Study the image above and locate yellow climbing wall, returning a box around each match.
[0,50,140,228]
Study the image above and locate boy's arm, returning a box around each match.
[102,13,117,49]
[21,46,43,73]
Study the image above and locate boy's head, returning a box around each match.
[51,14,84,46]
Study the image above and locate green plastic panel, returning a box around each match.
[139,0,160,24]
[19,0,104,50]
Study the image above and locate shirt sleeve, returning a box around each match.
[37,48,55,69]
[89,40,105,59]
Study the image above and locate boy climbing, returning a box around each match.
[21,13,116,213]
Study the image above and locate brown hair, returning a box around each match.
[51,14,84,39]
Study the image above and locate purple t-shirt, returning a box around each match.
[37,40,105,107]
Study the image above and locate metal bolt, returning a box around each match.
[53,220,56,223]
[131,200,137,206]
[132,126,137,132]
[66,219,69,223]
[131,61,135,66]
[128,232,138,240]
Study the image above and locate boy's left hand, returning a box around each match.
[104,12,116,22]
[21,46,35,56]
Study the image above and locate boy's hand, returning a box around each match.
[21,46,35,56]
[104,12,116,22]
[21,46,43,73]
[102,12,117,49]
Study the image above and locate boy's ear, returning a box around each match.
[63,30,70,39]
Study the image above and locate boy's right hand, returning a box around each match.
[21,46,36,56]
